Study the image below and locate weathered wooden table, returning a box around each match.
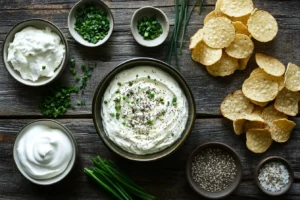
[1,0,300,199]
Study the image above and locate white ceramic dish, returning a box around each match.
[68,0,114,47]
[13,120,77,185]
[131,6,169,47]
[2,19,69,87]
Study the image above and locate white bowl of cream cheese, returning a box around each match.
[13,120,77,185]
[2,19,68,86]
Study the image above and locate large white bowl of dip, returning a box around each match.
[2,19,69,86]
[92,58,196,161]
[13,120,77,185]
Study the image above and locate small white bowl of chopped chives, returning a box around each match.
[131,6,169,47]
[255,156,294,196]
[68,0,114,47]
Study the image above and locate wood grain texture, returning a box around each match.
[1,0,300,116]
[1,118,300,199]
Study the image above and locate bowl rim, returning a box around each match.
[254,156,294,196]
[68,0,114,47]
[92,57,196,161]
[2,18,69,87]
[12,119,78,185]
[186,142,243,199]
[130,6,169,47]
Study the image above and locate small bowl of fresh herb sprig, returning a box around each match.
[68,0,114,47]
[131,6,169,47]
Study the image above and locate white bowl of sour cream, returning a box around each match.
[13,120,77,185]
[2,19,68,86]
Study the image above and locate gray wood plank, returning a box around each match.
[1,118,300,199]
[1,1,300,117]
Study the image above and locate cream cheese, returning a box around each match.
[101,66,189,155]
[16,125,73,180]
[7,26,65,81]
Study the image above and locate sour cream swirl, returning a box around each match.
[101,66,189,155]
[16,125,73,180]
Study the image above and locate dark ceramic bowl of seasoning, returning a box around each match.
[131,6,169,47]
[68,0,114,47]
[92,57,196,161]
[186,142,242,199]
[254,156,294,196]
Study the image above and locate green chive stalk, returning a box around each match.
[84,156,155,200]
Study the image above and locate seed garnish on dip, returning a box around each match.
[191,148,237,192]
[258,161,290,192]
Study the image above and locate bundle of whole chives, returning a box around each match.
[167,0,203,71]
[84,156,155,200]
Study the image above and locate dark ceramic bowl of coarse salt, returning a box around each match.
[254,156,294,196]
[186,142,242,199]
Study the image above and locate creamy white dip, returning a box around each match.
[101,66,189,155]
[16,125,73,180]
[7,27,65,81]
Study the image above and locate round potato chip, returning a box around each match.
[203,17,235,49]
[220,90,255,121]
[233,21,250,36]
[237,55,251,71]
[231,14,251,26]
[246,129,272,153]
[206,52,239,76]
[285,62,300,92]
[189,29,204,50]
[233,119,246,135]
[225,34,254,59]
[270,119,296,143]
[251,100,268,107]
[248,10,278,42]
[242,73,279,102]
[204,11,217,25]
[255,53,285,77]
[262,104,287,126]
[244,121,268,133]
[220,0,254,17]
[250,68,284,91]
[274,88,300,116]
[191,42,222,66]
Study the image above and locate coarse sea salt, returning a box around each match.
[258,161,289,192]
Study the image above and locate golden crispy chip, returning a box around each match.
[215,0,223,15]
[233,108,265,135]
[220,90,255,121]
[270,119,296,143]
[274,88,300,116]
[255,53,285,77]
[231,14,251,26]
[203,17,235,49]
[220,0,254,17]
[285,62,300,92]
[250,68,284,91]
[251,100,268,107]
[225,34,254,59]
[206,52,239,76]
[189,29,204,50]
[204,11,216,25]
[233,119,246,135]
[233,21,250,36]
[246,129,272,153]
[244,121,268,133]
[262,104,287,126]
[248,10,278,42]
[191,42,222,66]
[237,55,251,70]
[242,72,279,102]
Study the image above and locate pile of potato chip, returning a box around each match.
[189,0,278,77]
[221,53,300,153]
